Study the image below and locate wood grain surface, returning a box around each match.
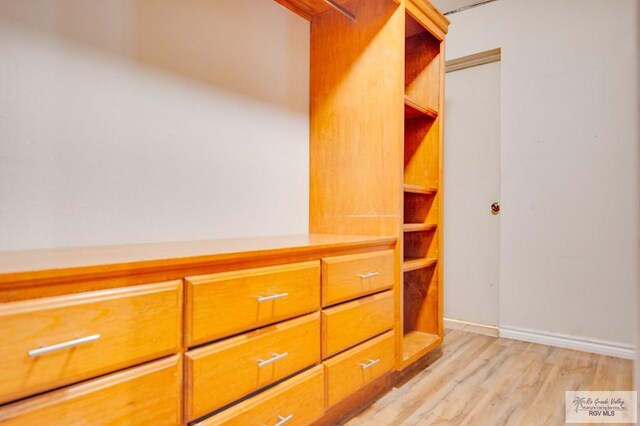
[0,355,182,426]
[0,281,181,404]
[186,261,320,346]
[346,328,634,425]
[185,313,320,420]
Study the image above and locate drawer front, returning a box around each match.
[324,331,395,408]
[322,250,394,306]
[186,312,321,421]
[322,291,394,358]
[186,261,320,346]
[0,355,182,426]
[0,281,181,404]
[196,365,324,426]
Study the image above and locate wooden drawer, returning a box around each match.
[324,331,395,408]
[196,365,324,426]
[322,250,394,306]
[186,261,320,346]
[0,281,181,404]
[186,312,320,421]
[322,290,394,358]
[0,355,182,425]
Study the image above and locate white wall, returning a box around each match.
[0,0,310,251]
[445,0,639,348]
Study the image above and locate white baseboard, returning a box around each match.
[499,326,636,360]
[444,318,499,337]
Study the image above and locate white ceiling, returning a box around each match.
[430,0,486,14]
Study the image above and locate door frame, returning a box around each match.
[446,48,501,73]
[442,48,502,336]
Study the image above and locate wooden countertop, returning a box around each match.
[0,234,396,287]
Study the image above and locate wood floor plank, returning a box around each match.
[492,347,557,424]
[509,345,578,425]
[370,335,497,424]
[344,329,634,426]
[456,346,542,425]
[403,339,523,424]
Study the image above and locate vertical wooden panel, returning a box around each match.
[436,39,446,338]
[309,0,404,237]
[309,0,404,371]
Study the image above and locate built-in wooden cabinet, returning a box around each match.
[0,235,397,425]
[0,0,448,423]
[303,0,448,371]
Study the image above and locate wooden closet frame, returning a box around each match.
[274,0,449,373]
[0,2,449,424]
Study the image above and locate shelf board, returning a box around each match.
[404,95,438,120]
[403,184,437,195]
[402,331,442,366]
[403,257,438,272]
[403,223,437,233]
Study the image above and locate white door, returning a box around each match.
[444,59,501,327]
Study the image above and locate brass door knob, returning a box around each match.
[491,202,500,215]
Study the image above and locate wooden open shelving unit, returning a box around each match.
[401,7,445,367]
[306,0,448,376]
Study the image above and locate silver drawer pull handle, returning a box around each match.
[258,352,288,367]
[264,414,294,426]
[360,358,381,369]
[257,293,289,303]
[357,272,380,279]
[28,334,101,357]
[274,414,294,426]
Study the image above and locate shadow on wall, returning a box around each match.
[0,0,308,113]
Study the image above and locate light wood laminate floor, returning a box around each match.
[346,328,633,425]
